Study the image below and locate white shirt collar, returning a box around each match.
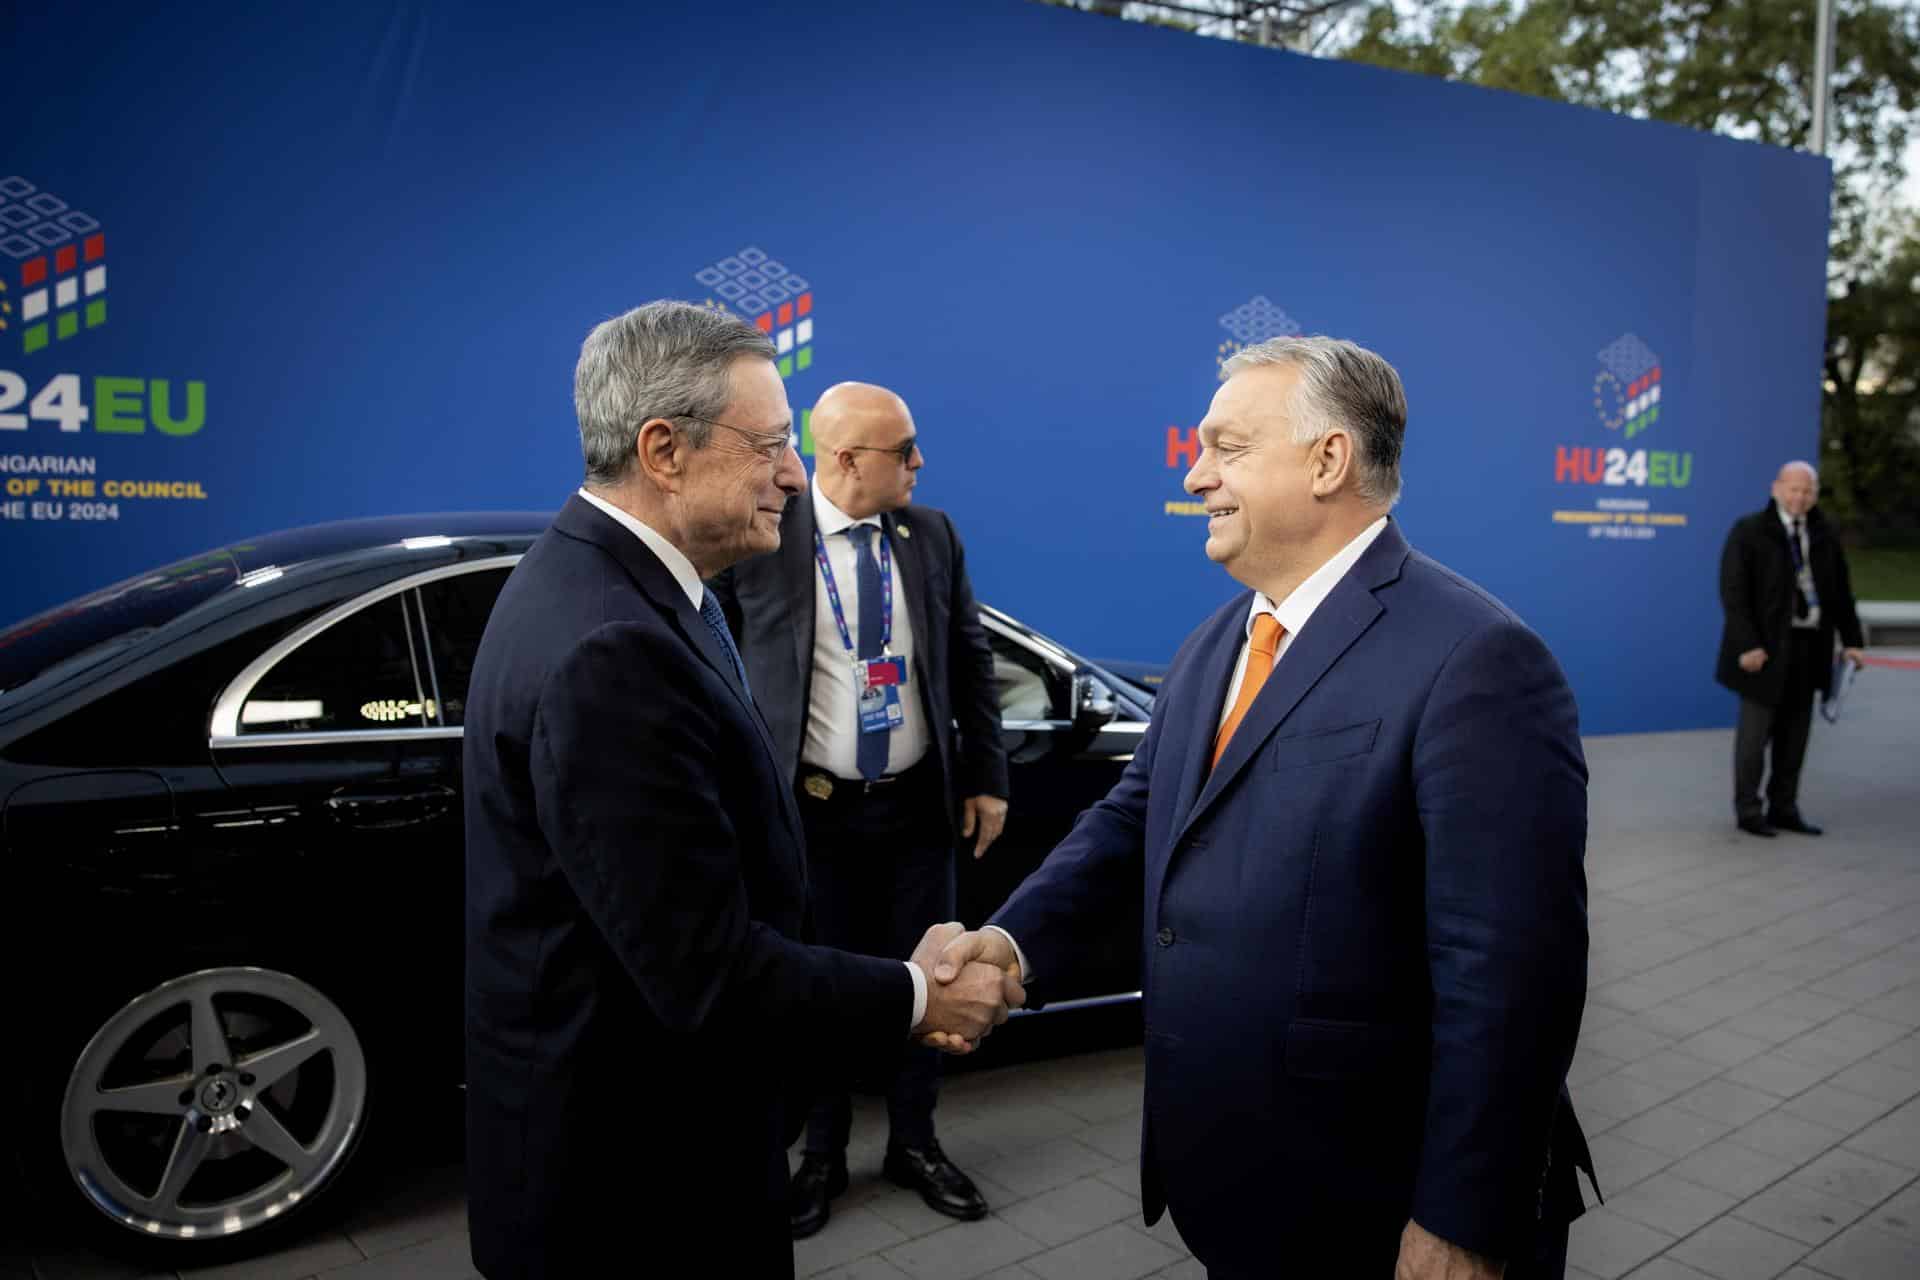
[1777,506,1805,531]
[575,487,704,609]
[1245,516,1390,639]
[811,473,882,538]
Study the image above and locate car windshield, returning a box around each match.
[0,550,240,698]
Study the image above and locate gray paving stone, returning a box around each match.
[1608,1103,1737,1159]
[1734,1178,1871,1245]
[1667,1215,1809,1279]
[1801,1221,1920,1280]
[1673,1027,1772,1069]
[1605,1170,1739,1237]
[307,1230,476,1280]
[881,1218,1041,1280]
[1587,1133,1678,1193]
[815,1260,915,1280]
[1780,1082,1899,1137]
[1566,1207,1676,1279]
[976,1138,1115,1199]
[1788,1148,1916,1208]
[1021,1224,1182,1280]
[798,1206,914,1279]
[1726,1110,1848,1166]
[1621,1260,1717,1280]
[178,1233,363,1280]
[1857,1178,1920,1244]
[1841,1099,1920,1171]
[1620,1050,1725,1094]
[1583,1070,1692,1122]
[1668,1139,1798,1199]
[1722,1052,1836,1100]
[996,1176,1139,1248]
[1672,1078,1782,1127]
[1825,1058,1920,1108]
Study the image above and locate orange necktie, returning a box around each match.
[1213,614,1283,768]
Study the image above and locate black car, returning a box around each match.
[0,513,1149,1261]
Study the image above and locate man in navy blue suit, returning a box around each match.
[934,337,1593,1277]
[463,301,1020,1278]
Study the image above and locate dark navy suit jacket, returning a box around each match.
[992,521,1590,1272]
[463,495,911,1278]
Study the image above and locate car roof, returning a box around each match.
[220,512,553,576]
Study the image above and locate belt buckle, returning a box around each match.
[803,773,834,800]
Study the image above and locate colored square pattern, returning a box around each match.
[1596,334,1663,439]
[2,176,107,352]
[694,247,815,381]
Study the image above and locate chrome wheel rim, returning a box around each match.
[60,967,368,1240]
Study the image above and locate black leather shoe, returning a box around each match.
[1737,816,1777,837]
[1769,812,1824,835]
[789,1154,848,1240]
[884,1140,988,1221]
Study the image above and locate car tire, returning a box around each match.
[34,965,373,1266]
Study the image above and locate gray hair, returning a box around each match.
[1220,336,1406,506]
[574,300,776,485]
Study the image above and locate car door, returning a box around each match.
[197,563,506,1071]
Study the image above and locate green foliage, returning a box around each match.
[1823,215,1920,540]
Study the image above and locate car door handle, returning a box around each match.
[324,784,454,829]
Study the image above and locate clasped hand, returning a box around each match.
[909,923,1024,1054]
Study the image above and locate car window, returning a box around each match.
[415,568,511,728]
[991,631,1063,721]
[238,595,426,734]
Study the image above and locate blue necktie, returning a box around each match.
[846,524,889,780]
[698,591,750,698]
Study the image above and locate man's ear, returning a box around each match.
[634,419,682,489]
[1310,430,1355,497]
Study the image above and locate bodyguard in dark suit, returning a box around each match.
[934,338,1593,1277]
[710,382,1010,1237]
[1715,461,1866,837]
[463,303,1019,1279]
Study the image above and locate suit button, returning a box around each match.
[1156,927,1175,947]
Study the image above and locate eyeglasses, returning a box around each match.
[676,413,797,461]
[845,438,920,465]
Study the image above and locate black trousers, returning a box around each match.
[797,756,955,1156]
[1734,628,1824,822]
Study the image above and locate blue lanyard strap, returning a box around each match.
[813,526,892,655]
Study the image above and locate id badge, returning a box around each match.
[858,682,903,735]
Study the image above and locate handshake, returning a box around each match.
[907,922,1024,1054]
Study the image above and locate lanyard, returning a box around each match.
[813,526,892,656]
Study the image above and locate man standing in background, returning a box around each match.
[711,381,1009,1239]
[1716,460,1867,837]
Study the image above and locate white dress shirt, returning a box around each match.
[1777,508,1821,629]
[576,488,928,1026]
[802,476,931,779]
[989,516,1391,986]
[576,488,704,608]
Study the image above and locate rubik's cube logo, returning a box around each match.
[695,247,814,380]
[0,176,107,354]
[1595,333,1661,440]
[1216,295,1302,369]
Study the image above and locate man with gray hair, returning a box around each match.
[933,337,1595,1277]
[463,300,1020,1278]
[1715,460,1866,836]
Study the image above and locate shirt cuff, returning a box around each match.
[983,925,1032,984]
[906,961,928,1030]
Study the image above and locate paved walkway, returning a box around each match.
[9,652,1919,1280]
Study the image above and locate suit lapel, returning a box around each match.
[1169,522,1408,851]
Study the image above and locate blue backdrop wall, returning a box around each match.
[1,0,1830,733]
